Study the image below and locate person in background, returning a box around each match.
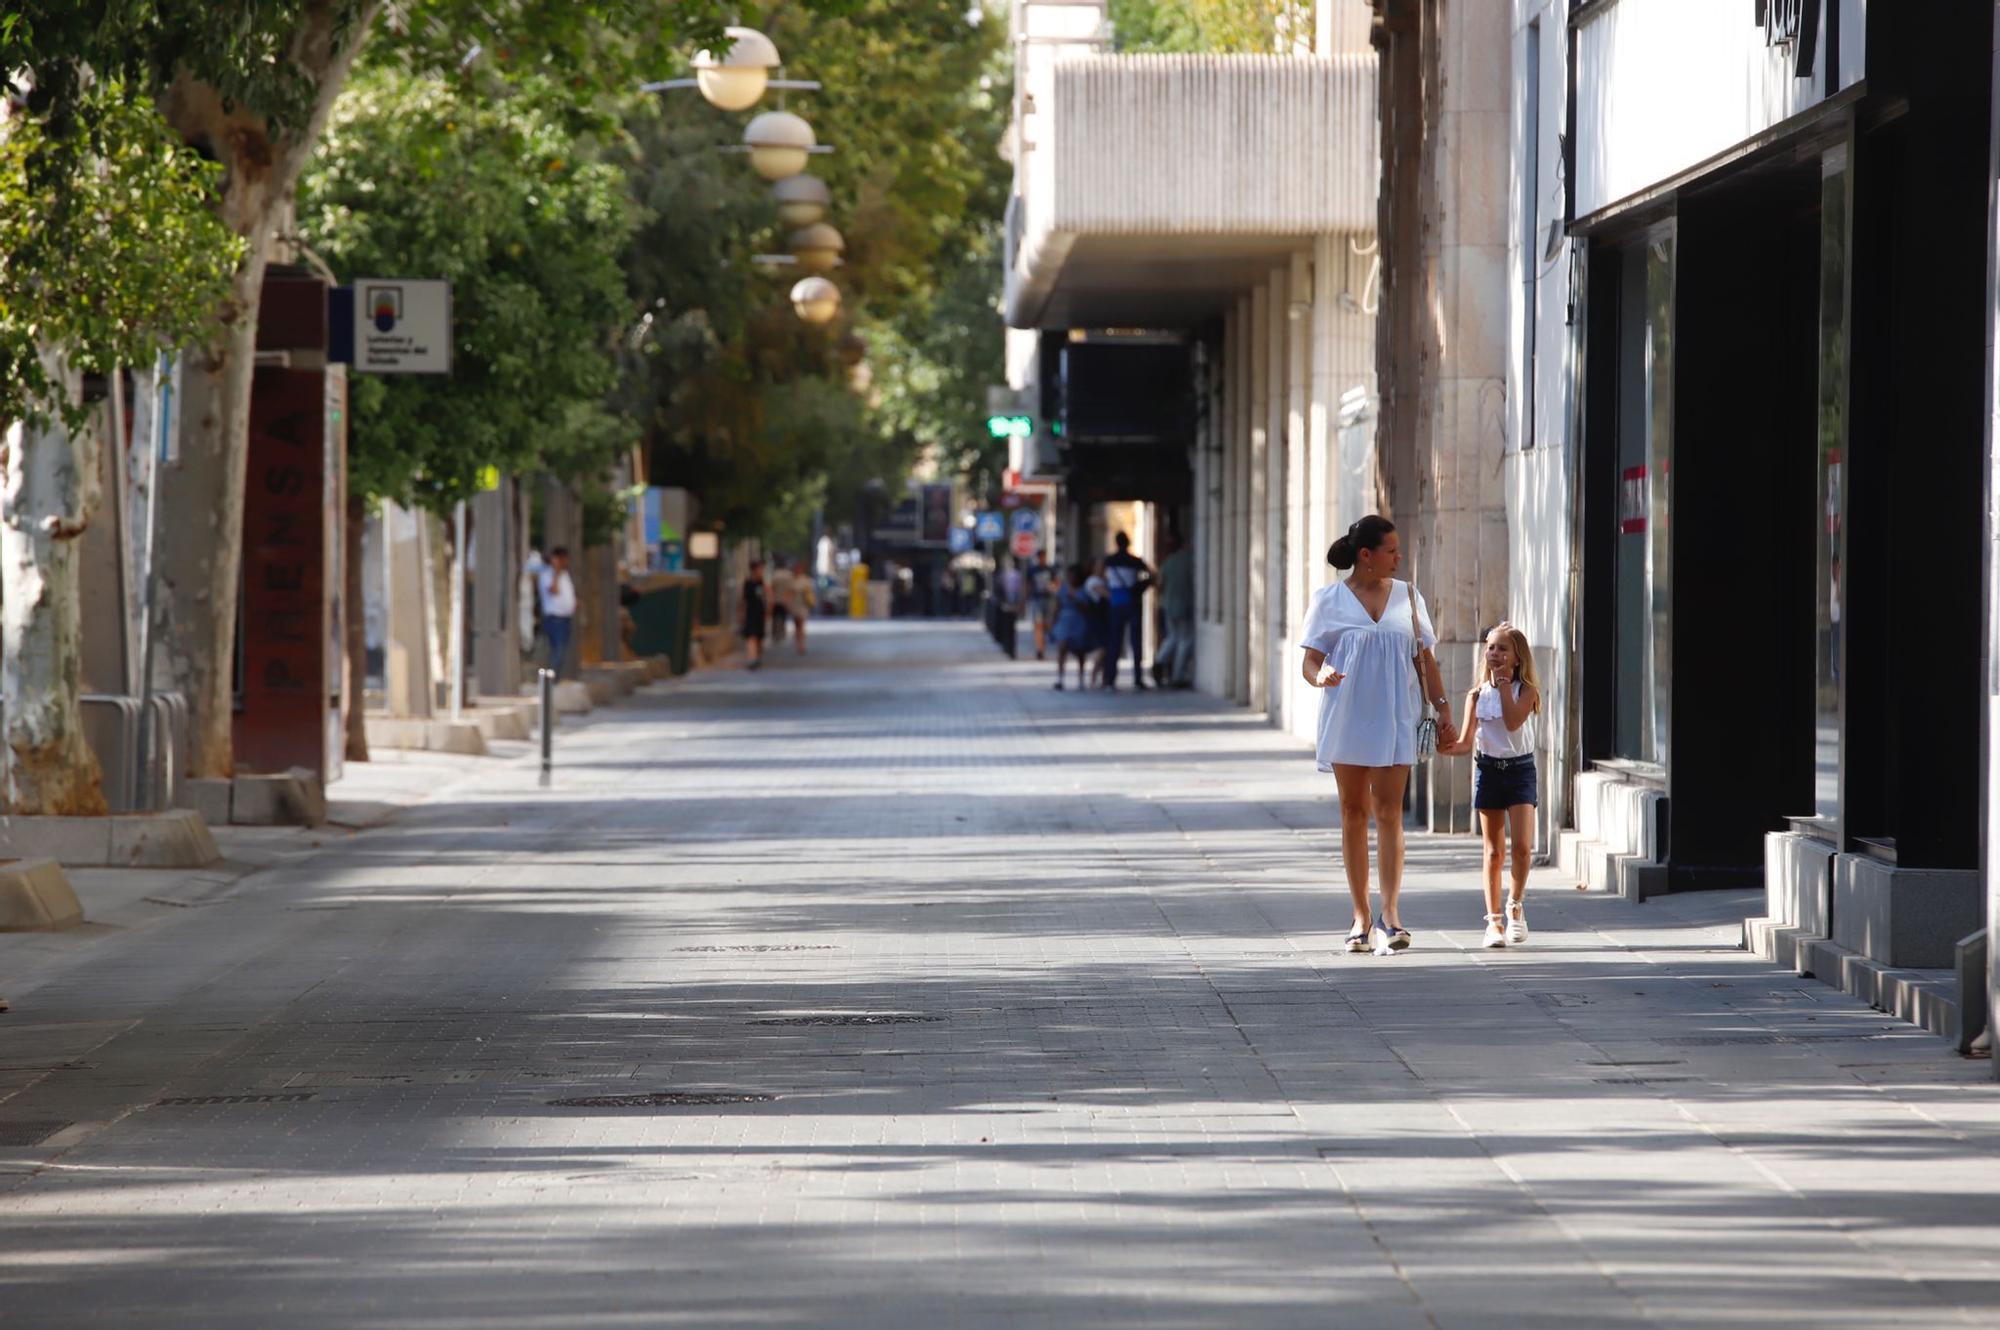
[1027,551,1057,660]
[770,558,797,645]
[1153,532,1195,689]
[1084,559,1113,689]
[1050,564,1095,690]
[740,558,770,671]
[790,559,814,655]
[1102,532,1156,690]
[537,546,578,678]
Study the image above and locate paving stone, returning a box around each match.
[0,620,1995,1329]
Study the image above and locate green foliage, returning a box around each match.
[1107,0,1310,52]
[627,0,1011,542]
[300,70,638,507]
[0,85,243,428]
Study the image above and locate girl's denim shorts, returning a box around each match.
[1473,752,1538,810]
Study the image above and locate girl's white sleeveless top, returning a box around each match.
[1474,682,1536,758]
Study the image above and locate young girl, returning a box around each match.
[1442,623,1541,948]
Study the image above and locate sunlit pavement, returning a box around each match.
[2,618,1997,1329]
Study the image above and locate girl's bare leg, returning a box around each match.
[1478,810,1507,917]
[1369,765,1412,927]
[1506,803,1534,902]
[1332,765,1374,932]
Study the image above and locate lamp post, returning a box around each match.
[790,276,842,325]
[690,27,781,110]
[788,222,846,274]
[771,174,831,226]
[743,110,818,181]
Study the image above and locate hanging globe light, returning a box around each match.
[789,222,846,274]
[771,174,831,227]
[743,111,815,181]
[790,276,842,325]
[691,27,781,111]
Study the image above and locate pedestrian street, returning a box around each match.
[2,620,1997,1329]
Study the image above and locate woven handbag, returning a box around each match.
[1408,579,1437,763]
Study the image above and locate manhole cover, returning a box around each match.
[154,1094,315,1106]
[676,945,839,953]
[1585,1060,1685,1068]
[0,1121,69,1147]
[751,1014,943,1026]
[547,1091,777,1108]
[1530,992,1592,1008]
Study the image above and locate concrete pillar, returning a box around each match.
[1234,294,1256,705]
[382,501,434,719]
[1285,252,1314,740]
[1247,282,1271,716]
[1265,265,1290,725]
[472,480,520,699]
[1310,235,1342,587]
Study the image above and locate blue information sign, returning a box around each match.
[1009,508,1041,536]
[948,527,974,554]
[974,512,1005,542]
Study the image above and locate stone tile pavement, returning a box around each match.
[1,619,1997,1328]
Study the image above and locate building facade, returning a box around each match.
[1504,0,1995,1048]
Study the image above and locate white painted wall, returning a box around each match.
[1574,0,1853,217]
[1507,2,1577,843]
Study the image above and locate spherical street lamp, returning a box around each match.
[771,174,831,227]
[790,276,842,325]
[789,222,846,274]
[743,111,816,181]
[691,27,781,111]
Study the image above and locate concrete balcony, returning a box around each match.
[1005,52,1378,330]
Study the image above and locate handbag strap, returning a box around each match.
[1406,578,1431,713]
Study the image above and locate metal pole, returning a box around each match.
[448,499,467,721]
[134,356,170,810]
[538,667,554,787]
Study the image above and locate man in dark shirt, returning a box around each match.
[1101,532,1155,691]
[740,559,769,671]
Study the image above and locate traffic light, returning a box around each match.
[985,414,1033,439]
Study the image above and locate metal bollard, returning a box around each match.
[538,667,555,787]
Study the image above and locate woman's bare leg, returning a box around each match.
[1332,765,1374,932]
[1478,810,1506,917]
[1369,765,1412,927]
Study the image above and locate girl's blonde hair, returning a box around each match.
[1476,623,1541,712]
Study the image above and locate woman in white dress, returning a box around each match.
[1298,515,1457,954]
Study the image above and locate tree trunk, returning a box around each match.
[344,492,370,762]
[154,2,382,779]
[1,363,110,816]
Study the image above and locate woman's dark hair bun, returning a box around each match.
[1327,514,1394,570]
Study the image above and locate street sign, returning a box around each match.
[1009,508,1041,536]
[974,512,1005,542]
[1010,529,1037,559]
[948,527,974,555]
[353,279,452,374]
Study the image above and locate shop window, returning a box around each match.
[1812,151,1849,823]
[1613,230,1674,764]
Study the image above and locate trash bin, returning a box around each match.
[629,572,702,674]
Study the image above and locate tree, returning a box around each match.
[1106,0,1310,52]
[301,70,637,508]
[6,0,748,779]
[0,80,242,812]
[627,0,1011,546]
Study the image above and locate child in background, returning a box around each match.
[1441,623,1542,948]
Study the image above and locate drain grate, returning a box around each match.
[1594,1076,1697,1086]
[676,945,839,953]
[0,1121,70,1147]
[752,1014,943,1027]
[548,1091,776,1108]
[1658,1032,1891,1047]
[154,1093,315,1107]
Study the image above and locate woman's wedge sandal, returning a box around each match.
[1376,918,1413,954]
[1345,922,1372,953]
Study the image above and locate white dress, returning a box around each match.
[1297,579,1438,770]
